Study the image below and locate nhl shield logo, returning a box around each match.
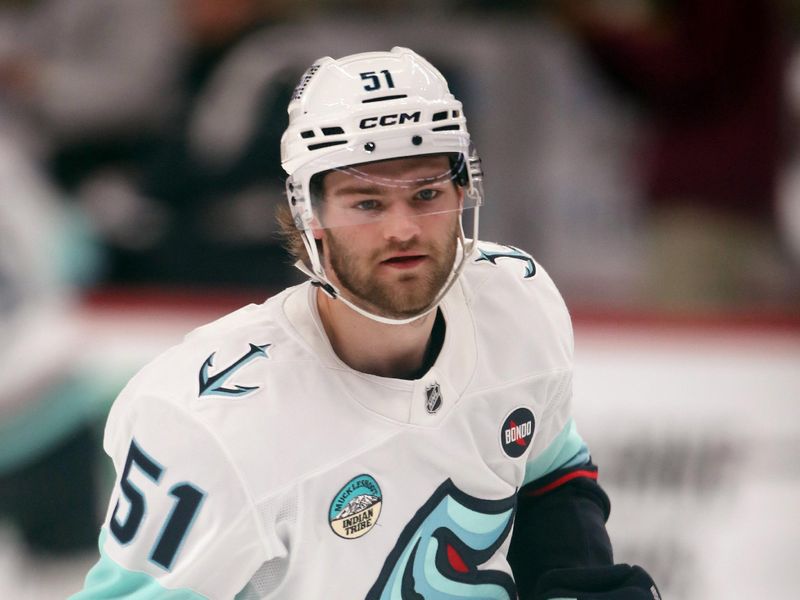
[425,382,443,414]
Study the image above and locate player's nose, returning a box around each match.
[382,202,422,242]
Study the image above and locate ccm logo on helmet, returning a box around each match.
[359,111,421,129]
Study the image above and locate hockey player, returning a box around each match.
[72,47,659,599]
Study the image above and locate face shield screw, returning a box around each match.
[412,135,423,146]
[364,142,376,152]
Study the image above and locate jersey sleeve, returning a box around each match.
[522,374,592,487]
[518,271,591,489]
[508,290,613,596]
[70,390,274,600]
[467,245,590,487]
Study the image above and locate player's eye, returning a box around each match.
[353,199,381,211]
[415,188,439,201]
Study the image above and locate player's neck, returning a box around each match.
[316,289,438,379]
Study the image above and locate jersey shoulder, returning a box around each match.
[121,286,305,405]
[103,286,310,459]
[97,289,307,595]
[460,241,574,381]
[462,240,561,300]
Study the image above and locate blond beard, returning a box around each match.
[323,220,458,319]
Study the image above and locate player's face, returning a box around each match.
[316,155,462,319]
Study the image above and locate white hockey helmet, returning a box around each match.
[280,46,484,324]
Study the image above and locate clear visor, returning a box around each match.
[301,152,481,231]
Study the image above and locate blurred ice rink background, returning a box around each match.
[2,0,799,598]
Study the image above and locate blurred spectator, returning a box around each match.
[0,135,110,555]
[0,0,180,178]
[0,0,182,285]
[558,0,799,311]
[1,0,306,290]
[108,0,302,288]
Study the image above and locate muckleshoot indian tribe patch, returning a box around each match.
[329,474,383,539]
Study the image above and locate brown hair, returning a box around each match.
[275,202,312,268]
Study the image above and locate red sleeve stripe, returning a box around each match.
[526,469,599,497]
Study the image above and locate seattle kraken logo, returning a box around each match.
[475,244,536,279]
[198,343,270,398]
[366,479,517,600]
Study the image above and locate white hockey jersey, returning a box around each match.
[72,242,589,600]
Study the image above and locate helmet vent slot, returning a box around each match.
[307,140,348,151]
[431,124,460,132]
[432,111,448,121]
[321,127,345,136]
[361,94,408,103]
[300,130,316,139]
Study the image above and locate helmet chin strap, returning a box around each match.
[293,212,478,326]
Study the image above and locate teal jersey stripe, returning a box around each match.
[69,529,210,600]
[523,418,590,485]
